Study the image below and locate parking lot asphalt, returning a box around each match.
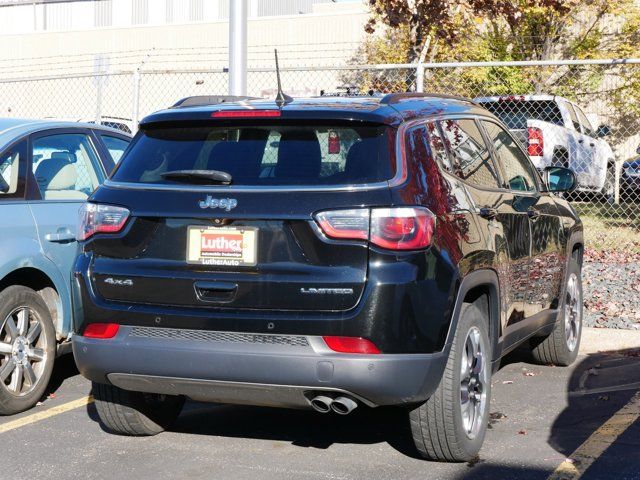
[1,348,639,480]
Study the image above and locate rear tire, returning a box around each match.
[93,382,184,436]
[530,259,582,366]
[0,286,56,415]
[409,302,492,462]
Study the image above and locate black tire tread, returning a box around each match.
[409,302,490,462]
[93,382,183,436]
[530,259,582,366]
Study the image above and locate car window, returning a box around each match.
[482,121,538,193]
[100,134,130,163]
[32,133,105,201]
[565,103,582,132]
[0,142,26,197]
[437,119,501,189]
[112,124,394,186]
[574,106,595,136]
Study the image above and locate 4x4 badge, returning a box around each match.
[199,196,238,211]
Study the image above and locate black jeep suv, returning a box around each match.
[72,93,583,462]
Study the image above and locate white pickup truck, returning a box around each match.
[474,95,616,196]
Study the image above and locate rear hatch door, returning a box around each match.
[87,120,395,312]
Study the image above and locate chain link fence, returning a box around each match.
[0,59,638,254]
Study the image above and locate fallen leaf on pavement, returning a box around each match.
[517,429,527,435]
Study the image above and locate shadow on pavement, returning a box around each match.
[43,352,79,399]
[547,346,640,478]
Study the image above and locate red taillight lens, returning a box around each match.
[211,110,281,118]
[83,323,119,339]
[77,203,130,241]
[314,207,435,251]
[528,127,544,157]
[323,336,381,354]
[371,207,435,250]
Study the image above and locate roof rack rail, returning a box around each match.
[319,87,378,98]
[171,95,260,108]
[379,92,477,105]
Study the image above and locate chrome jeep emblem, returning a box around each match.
[199,196,238,211]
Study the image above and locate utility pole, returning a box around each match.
[229,0,248,96]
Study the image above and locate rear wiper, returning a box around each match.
[160,169,232,185]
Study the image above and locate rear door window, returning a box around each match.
[112,124,393,186]
[437,119,501,189]
[32,133,105,200]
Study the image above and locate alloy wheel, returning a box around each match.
[565,273,582,352]
[0,307,48,396]
[460,326,488,439]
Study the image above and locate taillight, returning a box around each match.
[315,207,435,251]
[323,336,381,354]
[528,127,544,157]
[77,203,130,241]
[83,323,119,339]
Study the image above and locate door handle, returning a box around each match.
[44,230,76,243]
[527,208,541,220]
[478,207,498,220]
[194,281,238,303]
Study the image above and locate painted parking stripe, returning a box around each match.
[548,391,640,480]
[0,396,93,434]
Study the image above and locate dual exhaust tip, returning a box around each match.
[309,394,358,415]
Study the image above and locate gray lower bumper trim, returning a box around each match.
[74,326,449,408]
[107,373,375,409]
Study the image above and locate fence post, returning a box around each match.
[131,70,140,135]
[415,37,430,93]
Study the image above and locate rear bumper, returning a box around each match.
[73,326,449,409]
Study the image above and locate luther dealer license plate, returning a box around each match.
[186,226,258,267]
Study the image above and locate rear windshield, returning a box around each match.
[480,100,564,129]
[111,123,394,186]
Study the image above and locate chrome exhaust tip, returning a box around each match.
[310,395,333,413]
[330,396,358,415]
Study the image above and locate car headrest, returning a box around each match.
[345,140,377,180]
[275,131,321,179]
[207,141,262,178]
[51,151,77,163]
[35,158,77,191]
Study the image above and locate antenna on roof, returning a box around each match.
[274,49,293,107]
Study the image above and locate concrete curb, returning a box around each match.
[581,327,640,355]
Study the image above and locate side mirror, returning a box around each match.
[544,166,576,193]
[596,125,612,137]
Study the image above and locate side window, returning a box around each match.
[574,106,595,136]
[437,119,501,189]
[426,122,454,171]
[0,141,26,198]
[565,103,582,132]
[100,134,130,164]
[32,133,105,201]
[482,121,538,193]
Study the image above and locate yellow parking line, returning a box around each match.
[0,396,93,434]
[548,391,640,480]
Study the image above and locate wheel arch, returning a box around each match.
[0,266,64,341]
[444,269,501,365]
